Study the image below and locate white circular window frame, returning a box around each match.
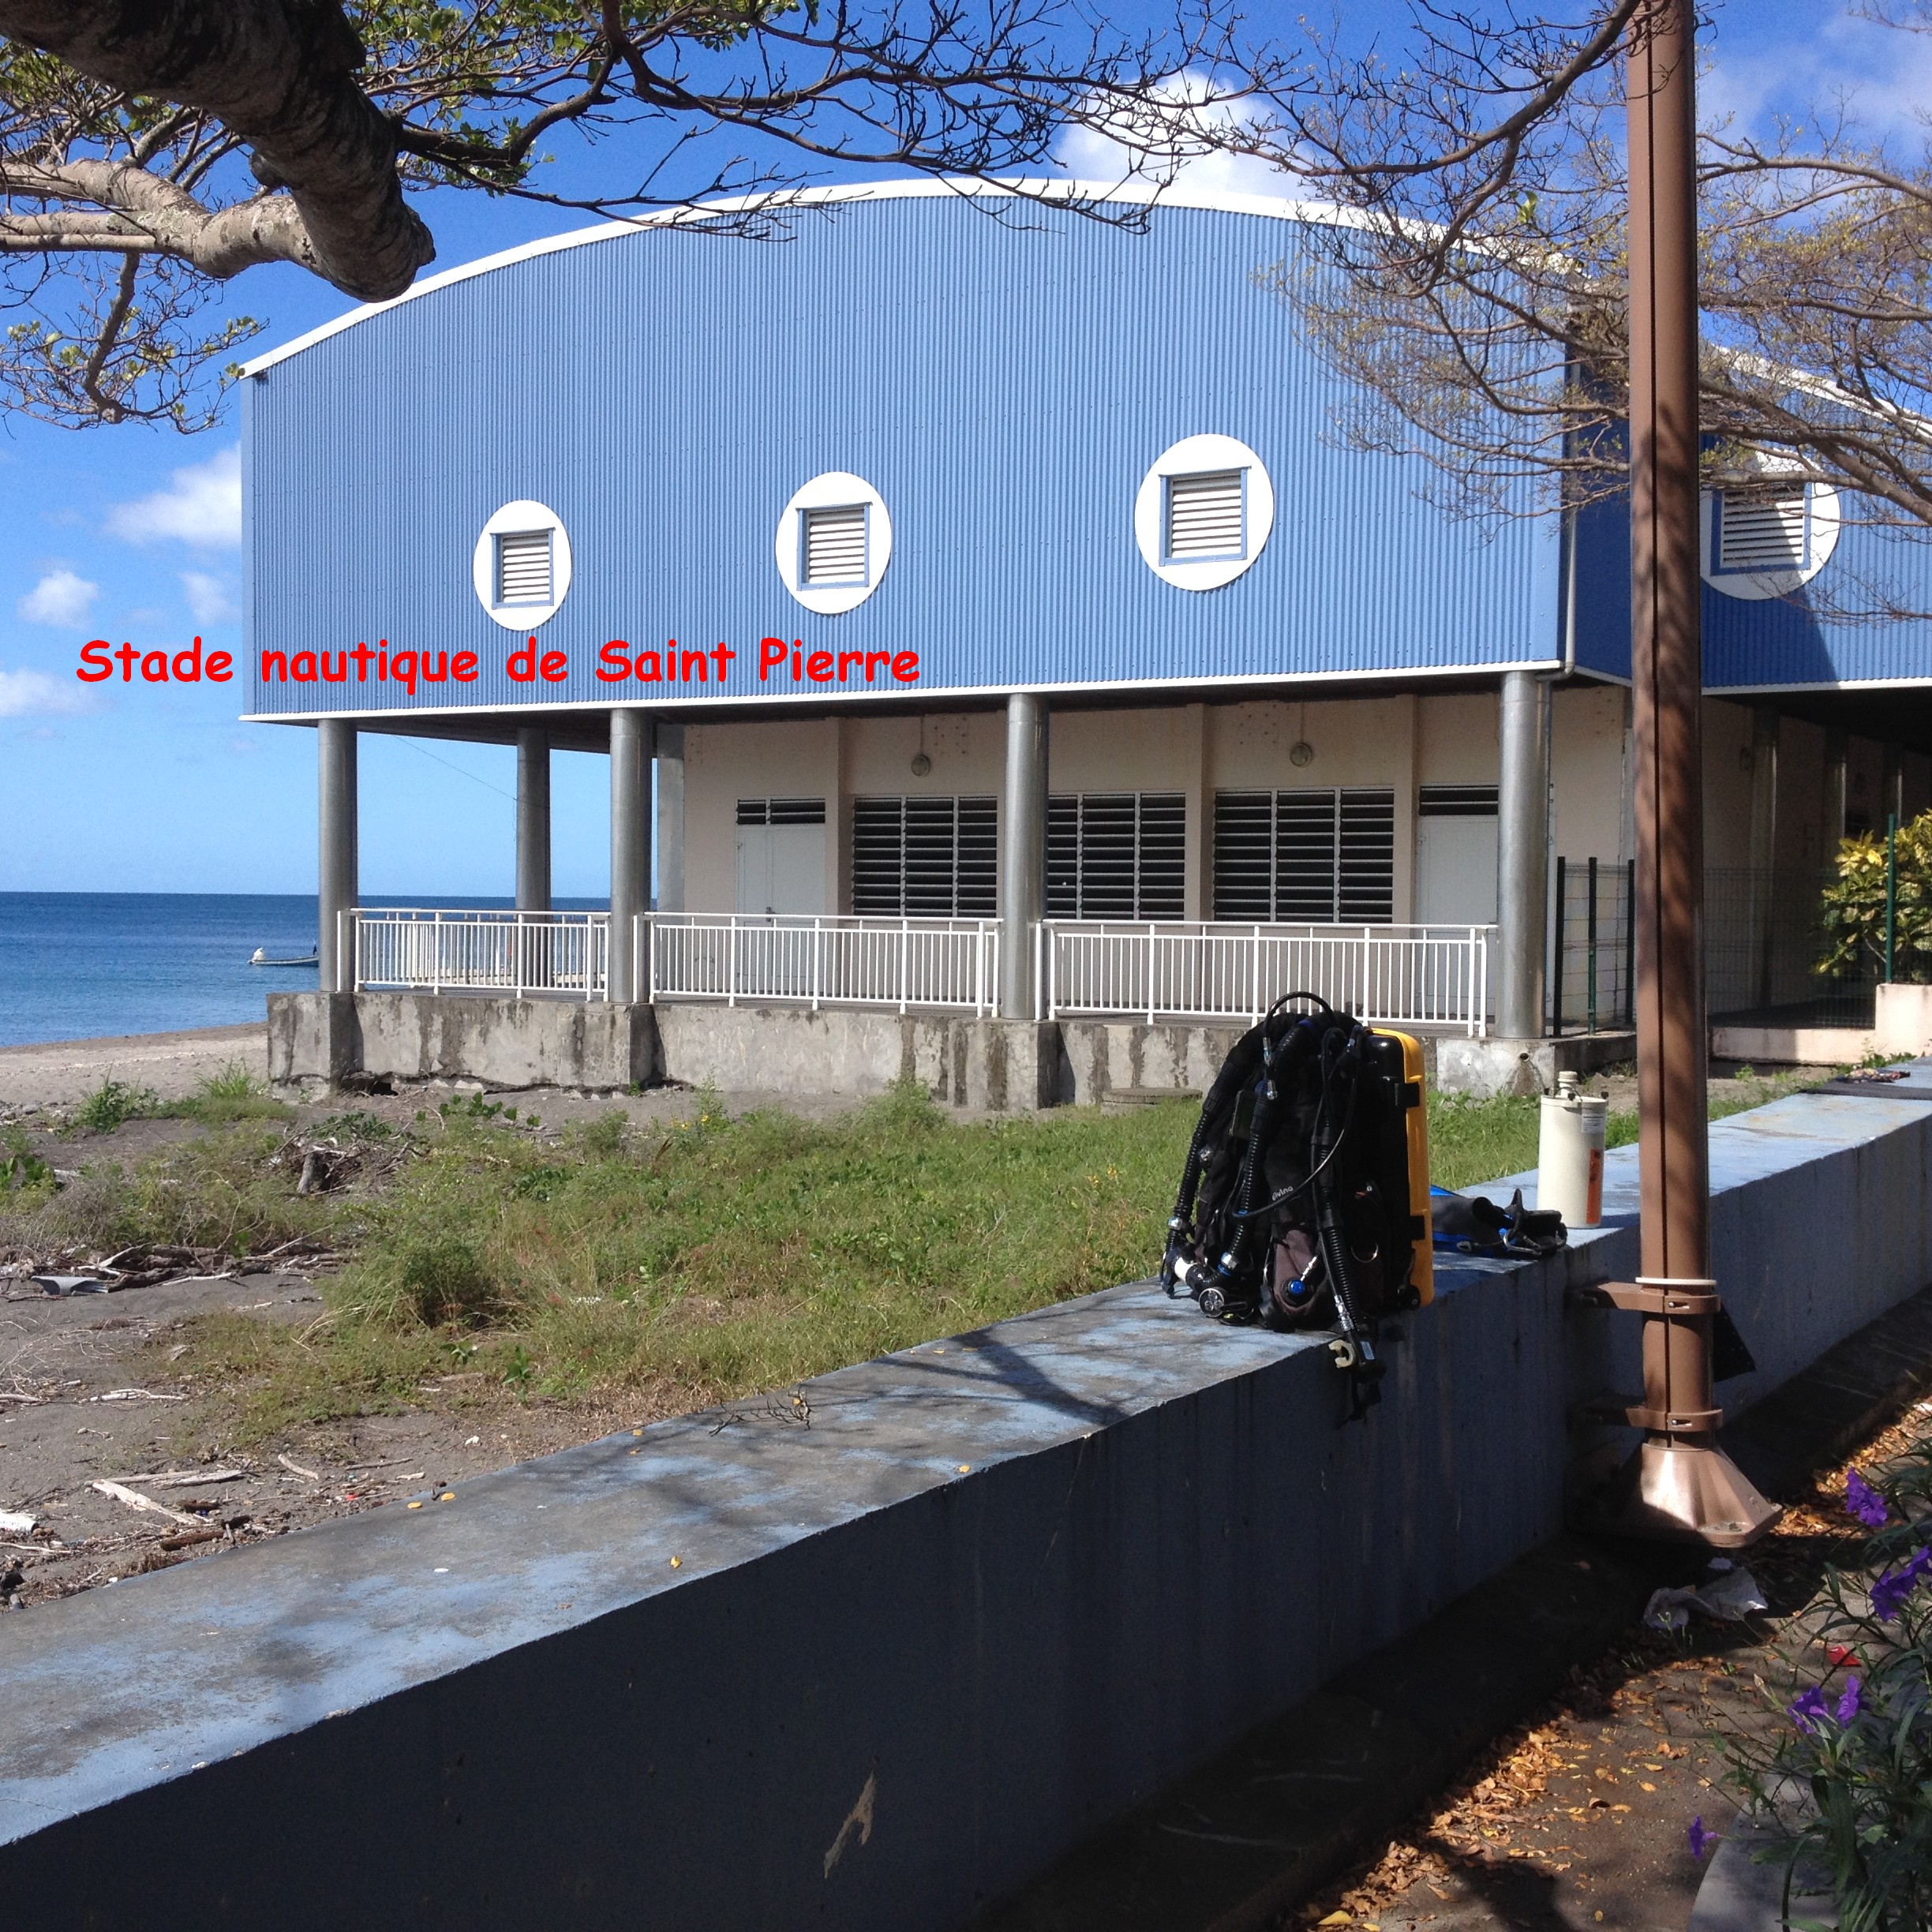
[775,470,893,615]
[1135,433,1275,592]
[1699,476,1840,602]
[472,499,574,631]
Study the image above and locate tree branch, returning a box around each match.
[0,0,432,298]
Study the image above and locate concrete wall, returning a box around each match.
[1550,683,1629,865]
[5,1088,1930,1928]
[655,1004,1065,1110]
[680,690,1653,927]
[268,992,657,1093]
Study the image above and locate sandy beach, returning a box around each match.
[0,1021,267,1111]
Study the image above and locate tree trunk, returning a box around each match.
[0,0,432,299]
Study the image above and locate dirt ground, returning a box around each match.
[0,1035,889,1612]
[1284,1405,1926,1932]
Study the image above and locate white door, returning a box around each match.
[736,825,827,915]
[1417,815,1500,924]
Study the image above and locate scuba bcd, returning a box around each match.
[1159,994,1432,1419]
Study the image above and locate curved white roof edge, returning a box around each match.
[241,174,1361,376]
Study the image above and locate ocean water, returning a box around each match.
[0,894,601,1048]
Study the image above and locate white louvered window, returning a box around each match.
[851,796,997,915]
[1212,789,1395,923]
[1046,793,1185,919]
[802,504,868,586]
[1718,486,1809,573]
[1164,469,1247,561]
[495,529,553,605]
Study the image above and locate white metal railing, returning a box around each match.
[344,908,1492,1033]
[1044,922,1495,1035]
[646,914,1001,1015]
[350,908,609,999]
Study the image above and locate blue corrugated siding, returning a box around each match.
[246,196,1561,717]
[1571,486,1932,689]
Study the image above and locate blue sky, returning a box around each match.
[0,0,1911,896]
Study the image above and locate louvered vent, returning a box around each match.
[1719,487,1808,571]
[852,796,996,915]
[1418,785,1500,818]
[1046,794,1185,919]
[737,798,826,827]
[495,529,553,605]
[1165,470,1246,559]
[1212,788,1395,922]
[803,504,868,585]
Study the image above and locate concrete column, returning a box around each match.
[516,728,552,912]
[1824,726,1848,848]
[1496,671,1551,1039]
[1001,691,1049,1019]
[609,710,653,1004]
[1181,702,1208,921]
[655,720,686,914]
[317,719,358,994]
[1747,706,1780,1007]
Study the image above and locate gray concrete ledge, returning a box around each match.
[268,995,1643,1107]
[653,1002,1065,1110]
[268,990,658,1094]
[4,1084,1931,1926]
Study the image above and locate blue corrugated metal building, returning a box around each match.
[241,179,1932,1037]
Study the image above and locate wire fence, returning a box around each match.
[1548,861,1876,1032]
[1550,858,1634,1035]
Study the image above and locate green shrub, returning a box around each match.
[579,1109,628,1159]
[2,1128,54,1201]
[398,1238,495,1327]
[1818,811,1932,981]
[73,1077,157,1133]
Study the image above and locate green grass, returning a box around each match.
[9,1069,1808,1450]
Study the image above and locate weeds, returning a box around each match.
[71,1077,158,1134]
[397,1238,495,1327]
[2,1128,54,1202]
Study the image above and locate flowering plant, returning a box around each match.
[1720,1454,1932,1930]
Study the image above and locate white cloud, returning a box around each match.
[0,666,92,718]
[1704,5,1932,142]
[17,567,99,625]
[1055,73,1295,201]
[181,571,241,624]
[106,445,242,549]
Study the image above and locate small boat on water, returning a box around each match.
[249,946,320,968]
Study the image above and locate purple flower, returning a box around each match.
[1847,1469,1889,1528]
[1789,1686,1829,1734]
[1870,1545,1932,1621]
[1836,1676,1863,1724]
[1688,1816,1717,1860]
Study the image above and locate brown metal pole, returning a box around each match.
[1610,0,1777,1545]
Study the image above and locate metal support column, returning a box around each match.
[1000,691,1048,1020]
[655,719,686,915]
[609,710,653,1004]
[1496,668,1550,1039]
[317,719,358,994]
[1603,0,1777,1548]
[516,728,552,912]
[1746,706,1779,1007]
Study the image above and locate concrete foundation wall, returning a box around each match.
[5,1088,1930,1928]
[268,993,1609,1106]
[654,1002,1065,1110]
[268,991,657,1093]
